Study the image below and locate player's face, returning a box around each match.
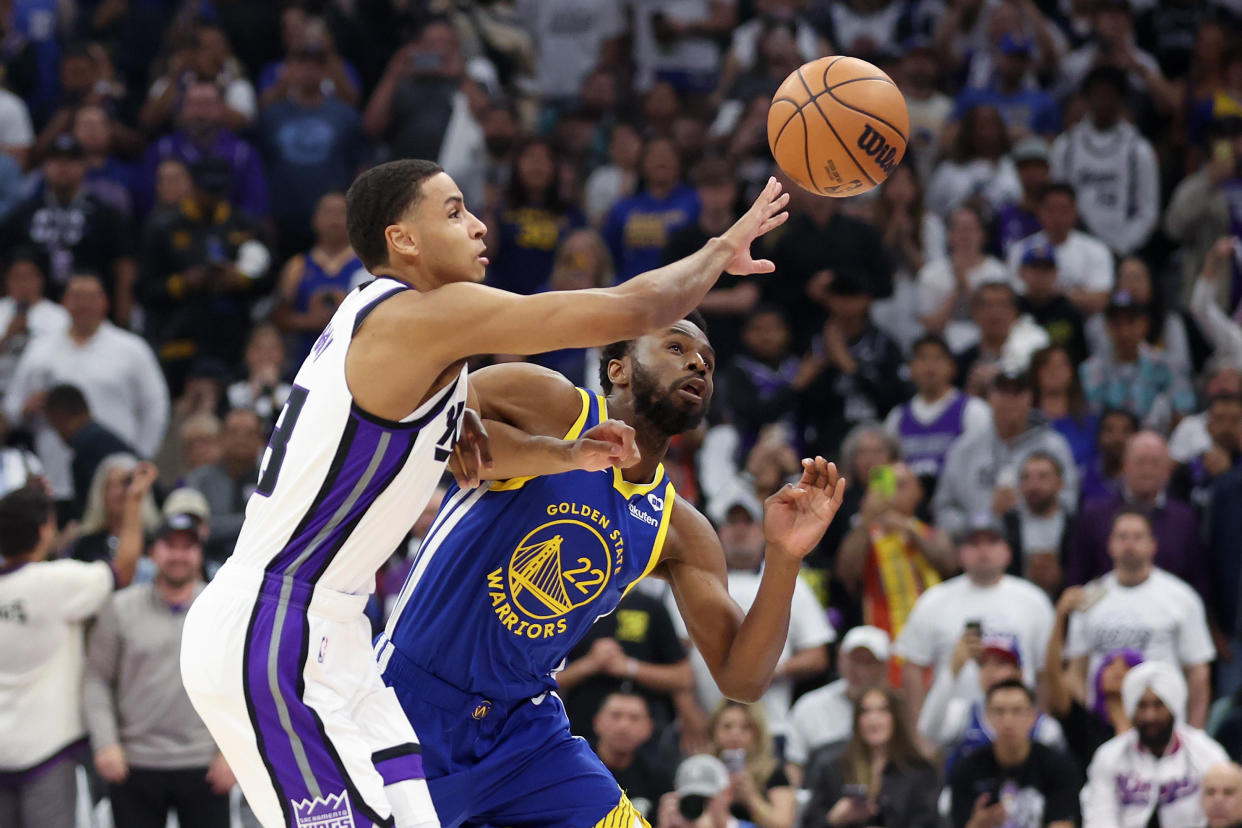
[625,322,715,437]
[405,172,488,285]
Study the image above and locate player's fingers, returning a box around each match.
[831,476,847,509]
[749,258,776,274]
[472,422,494,469]
[452,442,478,489]
[765,191,791,216]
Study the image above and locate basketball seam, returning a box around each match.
[771,98,802,149]
[795,66,877,190]
[824,84,909,144]
[797,107,818,193]
[827,77,891,89]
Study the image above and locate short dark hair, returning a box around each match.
[911,332,953,361]
[1082,64,1129,98]
[346,160,444,271]
[986,677,1034,705]
[0,484,51,559]
[1022,449,1063,478]
[598,689,651,716]
[1039,182,1077,204]
[45,384,89,417]
[1098,406,1140,435]
[1111,505,1153,536]
[598,310,709,394]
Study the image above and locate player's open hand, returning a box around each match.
[573,419,640,471]
[762,456,846,559]
[721,176,790,276]
[451,408,494,489]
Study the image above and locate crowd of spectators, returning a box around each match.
[2,0,1242,827]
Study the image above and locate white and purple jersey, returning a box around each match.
[895,391,968,480]
[230,275,468,596]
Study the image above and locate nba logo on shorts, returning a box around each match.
[292,790,355,828]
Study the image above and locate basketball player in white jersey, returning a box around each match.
[179,159,790,828]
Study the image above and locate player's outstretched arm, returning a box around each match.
[446,364,640,486]
[421,178,790,361]
[659,458,845,702]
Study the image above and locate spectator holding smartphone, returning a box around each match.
[0,249,68,389]
[708,702,795,828]
[949,679,1080,828]
[800,687,939,828]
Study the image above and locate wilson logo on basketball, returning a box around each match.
[856,125,898,175]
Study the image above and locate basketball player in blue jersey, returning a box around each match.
[377,312,847,828]
[179,159,791,828]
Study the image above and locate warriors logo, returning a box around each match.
[485,502,625,640]
[508,519,612,618]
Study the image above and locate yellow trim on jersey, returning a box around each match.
[592,793,650,828]
[489,388,593,492]
[620,479,676,601]
[597,395,667,498]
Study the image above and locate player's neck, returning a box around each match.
[369,264,439,293]
[605,396,671,483]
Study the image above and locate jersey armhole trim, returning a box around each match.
[620,479,677,601]
[488,388,593,492]
[349,370,461,431]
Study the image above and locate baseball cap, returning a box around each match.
[706,486,763,526]
[1012,136,1050,165]
[840,625,891,661]
[1019,242,1056,268]
[979,632,1022,668]
[998,33,1033,57]
[163,487,211,523]
[1106,289,1150,317]
[46,133,84,160]
[157,511,202,541]
[957,512,1005,544]
[675,754,730,798]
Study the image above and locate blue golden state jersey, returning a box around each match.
[380,389,676,701]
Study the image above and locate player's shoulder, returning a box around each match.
[664,494,720,558]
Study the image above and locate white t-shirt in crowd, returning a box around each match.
[0,559,113,769]
[925,156,1023,219]
[518,0,626,100]
[3,323,170,499]
[0,298,70,389]
[674,569,835,738]
[914,255,1013,351]
[0,88,34,149]
[630,0,737,90]
[1007,229,1115,296]
[1168,413,1210,464]
[895,574,1055,688]
[785,678,854,766]
[1065,569,1216,704]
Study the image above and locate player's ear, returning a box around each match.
[384,222,419,260]
[606,355,631,389]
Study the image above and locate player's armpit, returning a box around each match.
[468,363,584,437]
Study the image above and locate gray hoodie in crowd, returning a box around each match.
[932,417,1079,538]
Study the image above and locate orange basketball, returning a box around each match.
[767,56,910,198]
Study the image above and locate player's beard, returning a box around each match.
[630,362,707,437]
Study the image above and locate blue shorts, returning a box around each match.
[377,639,645,828]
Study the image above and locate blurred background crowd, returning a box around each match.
[3,0,1242,826]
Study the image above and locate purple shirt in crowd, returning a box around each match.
[1067,491,1208,598]
[135,130,269,219]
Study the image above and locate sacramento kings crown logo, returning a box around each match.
[292,790,356,828]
